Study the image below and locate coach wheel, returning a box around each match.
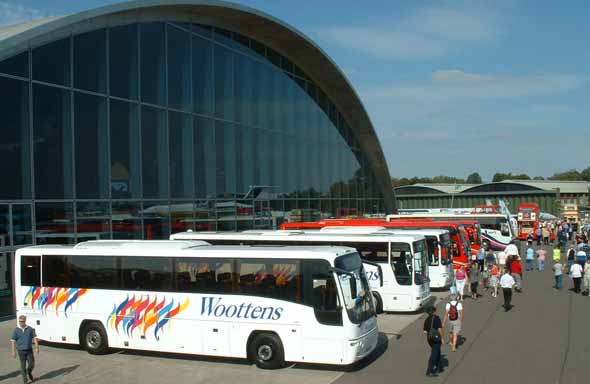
[82,322,109,355]
[248,333,285,369]
[372,292,384,314]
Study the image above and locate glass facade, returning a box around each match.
[0,21,384,250]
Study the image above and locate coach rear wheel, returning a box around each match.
[372,292,383,314]
[248,333,285,369]
[82,322,109,355]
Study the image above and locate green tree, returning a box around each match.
[466,172,483,184]
[549,169,582,181]
[533,176,545,180]
[492,172,531,182]
[580,167,590,181]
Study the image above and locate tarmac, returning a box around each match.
[0,244,587,384]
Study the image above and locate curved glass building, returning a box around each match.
[0,1,393,315]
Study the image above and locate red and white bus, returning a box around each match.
[517,203,540,241]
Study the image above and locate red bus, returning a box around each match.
[517,202,540,241]
[280,218,473,269]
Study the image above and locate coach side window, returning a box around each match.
[174,258,234,293]
[121,257,173,292]
[302,260,342,326]
[20,256,40,286]
[42,255,71,287]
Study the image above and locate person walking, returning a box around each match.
[10,315,39,384]
[500,268,516,311]
[553,260,564,290]
[566,246,576,273]
[535,227,543,246]
[468,262,480,299]
[536,247,547,271]
[543,226,550,245]
[497,250,507,270]
[489,263,500,297]
[423,306,443,377]
[525,243,535,272]
[552,244,561,263]
[476,247,486,272]
[511,257,523,292]
[570,261,583,294]
[584,258,590,295]
[455,265,467,301]
[442,294,463,352]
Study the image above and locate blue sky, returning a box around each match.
[2,0,588,181]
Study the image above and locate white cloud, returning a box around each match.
[313,2,506,60]
[0,1,46,27]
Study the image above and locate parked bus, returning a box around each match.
[281,219,472,269]
[15,240,378,368]
[171,231,431,313]
[387,213,515,251]
[517,203,540,241]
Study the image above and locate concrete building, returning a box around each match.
[0,0,393,317]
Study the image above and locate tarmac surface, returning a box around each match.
[0,244,587,384]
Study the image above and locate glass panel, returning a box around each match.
[33,37,70,86]
[20,255,40,287]
[191,24,212,39]
[112,201,142,239]
[0,206,7,247]
[0,51,28,78]
[141,106,169,198]
[74,29,106,93]
[194,200,216,231]
[235,125,253,195]
[74,92,109,198]
[194,117,216,199]
[170,201,194,233]
[214,45,233,119]
[109,24,139,100]
[140,23,166,105]
[143,201,170,240]
[167,24,191,111]
[0,77,30,199]
[214,121,235,197]
[69,255,118,289]
[0,253,14,315]
[215,200,236,231]
[33,84,73,199]
[234,55,253,125]
[35,202,74,245]
[192,35,213,115]
[169,112,194,198]
[76,201,110,241]
[13,205,33,246]
[110,99,141,198]
[121,256,173,291]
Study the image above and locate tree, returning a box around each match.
[549,169,582,181]
[492,172,531,182]
[533,176,545,180]
[466,172,482,184]
[580,167,590,181]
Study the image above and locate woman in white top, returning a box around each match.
[570,262,583,294]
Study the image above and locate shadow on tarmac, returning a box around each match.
[0,370,20,381]
[38,365,80,381]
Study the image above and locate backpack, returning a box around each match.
[567,248,576,261]
[448,302,459,321]
[427,316,441,343]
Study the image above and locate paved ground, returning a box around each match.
[1,244,587,384]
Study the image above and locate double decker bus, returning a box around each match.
[281,219,472,269]
[171,231,431,313]
[309,227,453,289]
[517,203,540,241]
[15,241,377,368]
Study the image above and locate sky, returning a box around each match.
[1,0,589,182]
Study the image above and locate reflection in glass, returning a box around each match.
[141,106,169,198]
[0,205,8,247]
[0,77,30,199]
[214,45,233,119]
[170,201,194,233]
[74,93,108,199]
[140,23,166,105]
[33,84,73,199]
[33,38,70,86]
[74,29,106,93]
[112,201,142,239]
[143,201,170,239]
[110,24,139,100]
[76,201,110,240]
[194,117,216,198]
[110,100,140,198]
[13,205,32,246]
[167,25,191,111]
[35,202,74,245]
[169,112,194,198]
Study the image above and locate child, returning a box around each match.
[489,263,500,297]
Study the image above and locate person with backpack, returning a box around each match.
[454,265,467,301]
[500,268,516,311]
[443,294,463,352]
[422,306,443,377]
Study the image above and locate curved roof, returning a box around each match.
[0,0,394,212]
[395,180,590,195]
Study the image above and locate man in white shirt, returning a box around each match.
[499,269,516,312]
[570,262,583,293]
[505,241,519,258]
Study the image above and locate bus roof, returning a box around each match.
[170,230,426,244]
[16,241,358,262]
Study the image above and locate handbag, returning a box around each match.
[427,316,441,343]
